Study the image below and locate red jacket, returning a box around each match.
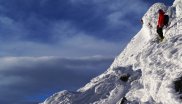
[157,10,165,28]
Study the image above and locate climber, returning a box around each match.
[157,9,165,41]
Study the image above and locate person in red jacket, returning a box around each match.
[157,9,165,40]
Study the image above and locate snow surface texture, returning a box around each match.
[42,1,182,104]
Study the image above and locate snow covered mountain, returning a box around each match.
[42,1,182,104]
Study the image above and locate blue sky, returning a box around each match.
[0,0,174,104]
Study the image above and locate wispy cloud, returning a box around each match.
[0,14,125,57]
[0,0,149,57]
[0,33,123,57]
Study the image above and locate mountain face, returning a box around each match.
[42,1,182,104]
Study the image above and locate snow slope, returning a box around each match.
[42,1,182,104]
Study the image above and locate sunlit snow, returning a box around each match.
[42,1,182,104]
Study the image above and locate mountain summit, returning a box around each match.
[42,1,182,104]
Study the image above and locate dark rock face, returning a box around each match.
[174,77,182,99]
[120,74,130,82]
[120,97,127,104]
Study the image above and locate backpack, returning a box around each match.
[164,15,169,26]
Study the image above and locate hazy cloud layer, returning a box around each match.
[0,56,113,104]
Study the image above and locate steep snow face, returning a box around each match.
[42,1,182,104]
[173,0,182,18]
[43,66,141,104]
[111,3,168,68]
[173,0,182,34]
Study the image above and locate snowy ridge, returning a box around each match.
[42,1,182,104]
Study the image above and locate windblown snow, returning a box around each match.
[42,1,182,104]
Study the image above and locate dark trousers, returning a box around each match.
[157,27,164,39]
